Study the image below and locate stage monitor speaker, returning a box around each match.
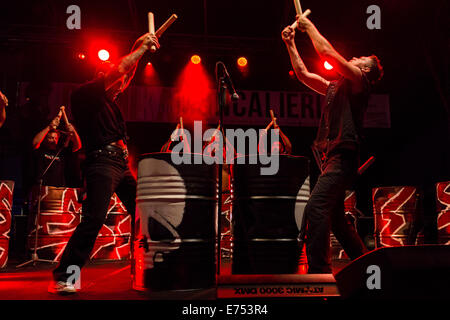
[335,245,450,299]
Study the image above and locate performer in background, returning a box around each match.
[50,33,160,294]
[258,117,292,155]
[203,123,236,191]
[282,14,383,273]
[160,118,190,153]
[31,112,81,187]
[0,90,7,128]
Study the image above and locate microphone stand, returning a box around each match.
[215,61,236,276]
[17,136,69,268]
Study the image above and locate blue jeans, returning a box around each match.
[53,152,136,282]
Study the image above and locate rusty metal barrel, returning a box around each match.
[132,153,218,291]
[436,181,450,245]
[231,154,310,274]
[0,180,14,268]
[372,186,423,247]
[27,186,130,261]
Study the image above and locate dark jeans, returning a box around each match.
[304,150,368,273]
[53,152,136,282]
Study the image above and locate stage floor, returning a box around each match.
[0,259,349,300]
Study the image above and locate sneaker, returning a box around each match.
[48,281,78,295]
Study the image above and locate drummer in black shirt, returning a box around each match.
[282,14,383,273]
[32,113,81,187]
[50,33,160,293]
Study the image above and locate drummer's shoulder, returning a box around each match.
[71,78,104,101]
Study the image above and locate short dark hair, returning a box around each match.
[365,55,384,84]
[47,129,59,136]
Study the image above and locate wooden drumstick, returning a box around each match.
[60,106,69,125]
[180,116,183,129]
[294,0,303,15]
[358,156,376,175]
[155,14,178,38]
[270,109,278,126]
[148,12,156,52]
[291,9,311,30]
[269,109,275,121]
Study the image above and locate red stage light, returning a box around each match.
[98,49,110,61]
[289,70,295,78]
[324,61,333,70]
[77,53,86,60]
[172,59,214,123]
[237,57,248,67]
[191,55,201,65]
[147,62,152,66]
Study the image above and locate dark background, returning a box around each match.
[0,0,448,221]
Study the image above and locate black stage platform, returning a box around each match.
[0,259,349,300]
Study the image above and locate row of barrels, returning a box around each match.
[131,153,450,291]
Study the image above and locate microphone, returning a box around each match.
[219,62,239,100]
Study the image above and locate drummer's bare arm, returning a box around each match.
[277,127,292,155]
[282,26,329,95]
[104,34,160,92]
[32,117,60,149]
[66,123,82,152]
[298,15,363,91]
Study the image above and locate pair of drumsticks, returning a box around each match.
[147,13,178,52]
[146,1,304,52]
[266,110,279,130]
[291,0,311,30]
[54,106,70,130]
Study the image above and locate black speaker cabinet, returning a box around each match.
[335,245,450,299]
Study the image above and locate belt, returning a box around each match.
[88,144,129,160]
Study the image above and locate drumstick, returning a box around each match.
[148,12,156,52]
[179,116,183,129]
[291,9,311,30]
[269,110,275,121]
[294,0,303,15]
[269,109,278,127]
[358,156,376,175]
[60,106,69,125]
[155,14,178,38]
[50,108,63,130]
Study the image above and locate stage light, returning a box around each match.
[237,57,248,67]
[324,61,333,70]
[98,49,110,61]
[289,70,295,78]
[172,58,214,123]
[191,55,201,65]
[147,62,152,66]
[77,53,86,60]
